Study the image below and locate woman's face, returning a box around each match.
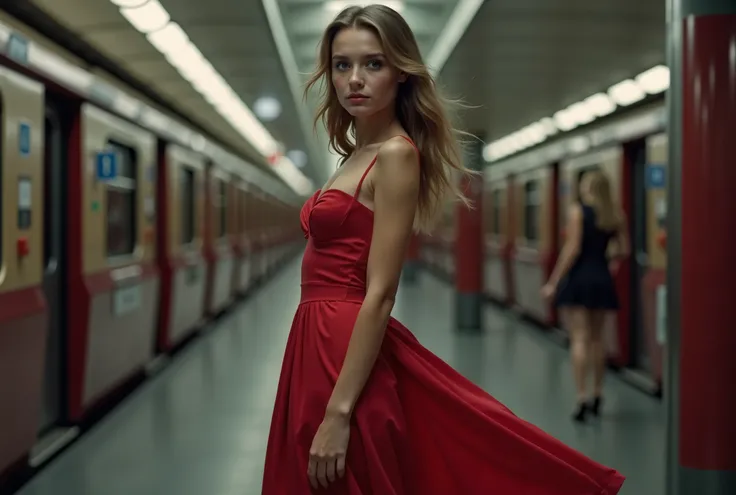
[330,26,406,118]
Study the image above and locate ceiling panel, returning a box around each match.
[439,0,666,143]
[26,0,319,180]
[19,0,667,184]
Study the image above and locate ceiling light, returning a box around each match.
[324,1,404,13]
[553,108,578,132]
[253,96,282,122]
[608,79,645,106]
[583,93,616,117]
[481,65,668,164]
[111,0,314,194]
[287,149,308,168]
[636,65,670,94]
[146,22,189,53]
[538,117,558,136]
[120,0,170,33]
[110,0,148,6]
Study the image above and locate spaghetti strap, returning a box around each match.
[353,135,419,199]
[353,156,378,199]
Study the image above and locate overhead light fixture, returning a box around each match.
[112,0,314,195]
[120,0,170,33]
[583,93,616,118]
[324,1,404,13]
[287,149,308,168]
[482,64,669,163]
[608,79,646,106]
[636,65,670,94]
[110,0,148,6]
[253,96,282,122]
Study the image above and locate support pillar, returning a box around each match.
[402,234,421,283]
[666,1,736,493]
[454,134,485,332]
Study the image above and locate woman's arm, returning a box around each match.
[610,211,630,260]
[546,203,584,288]
[325,137,420,418]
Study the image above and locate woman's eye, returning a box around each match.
[334,61,349,71]
[366,60,382,69]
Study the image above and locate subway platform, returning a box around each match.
[16,256,665,495]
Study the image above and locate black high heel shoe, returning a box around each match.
[572,401,588,422]
[588,396,603,417]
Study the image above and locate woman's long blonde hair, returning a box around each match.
[304,4,475,232]
[584,170,620,231]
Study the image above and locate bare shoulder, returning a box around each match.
[374,136,420,188]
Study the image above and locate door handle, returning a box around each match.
[45,258,58,275]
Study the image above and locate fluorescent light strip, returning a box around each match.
[483,65,669,163]
[427,0,485,77]
[120,0,170,33]
[112,1,314,195]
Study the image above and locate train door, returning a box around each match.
[40,103,67,431]
[628,135,666,393]
[630,141,650,373]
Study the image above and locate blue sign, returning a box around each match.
[6,33,29,65]
[646,164,666,189]
[18,122,30,157]
[96,152,118,181]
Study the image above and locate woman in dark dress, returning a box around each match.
[542,169,629,422]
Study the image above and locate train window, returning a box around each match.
[492,189,502,235]
[524,180,540,242]
[217,179,227,238]
[106,141,137,258]
[180,167,195,245]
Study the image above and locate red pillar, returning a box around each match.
[666,2,736,493]
[454,135,484,331]
[402,234,421,282]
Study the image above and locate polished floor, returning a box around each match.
[17,255,665,495]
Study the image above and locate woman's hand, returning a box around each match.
[541,282,556,302]
[307,411,350,489]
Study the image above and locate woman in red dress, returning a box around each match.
[262,4,625,494]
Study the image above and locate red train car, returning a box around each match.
[419,102,667,397]
[0,14,305,483]
[482,104,667,395]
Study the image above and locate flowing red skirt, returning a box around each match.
[262,295,625,494]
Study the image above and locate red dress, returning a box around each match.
[262,139,625,494]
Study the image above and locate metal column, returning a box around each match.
[666,1,736,493]
[454,134,485,332]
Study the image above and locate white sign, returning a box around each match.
[18,179,32,208]
[113,285,142,316]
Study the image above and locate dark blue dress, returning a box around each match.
[555,203,619,310]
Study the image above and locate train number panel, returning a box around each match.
[0,68,47,476]
[67,104,159,420]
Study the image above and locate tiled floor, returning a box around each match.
[17,255,665,495]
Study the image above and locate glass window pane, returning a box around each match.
[107,189,136,257]
[181,167,195,245]
[105,141,137,258]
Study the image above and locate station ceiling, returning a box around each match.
[19,0,665,191]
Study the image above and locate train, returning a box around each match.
[0,13,305,483]
[420,100,668,399]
